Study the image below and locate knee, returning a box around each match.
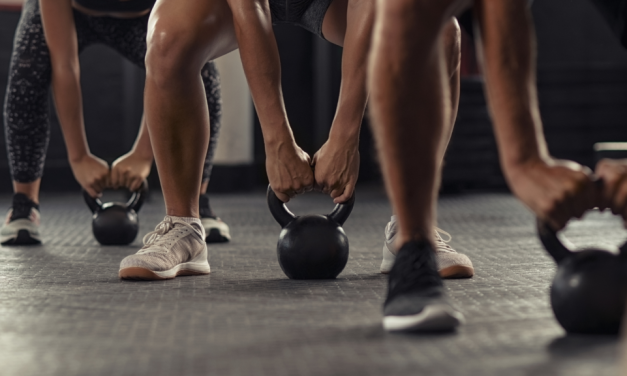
[443,18,461,78]
[145,24,204,88]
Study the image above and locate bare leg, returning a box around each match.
[13,180,41,205]
[144,0,237,218]
[369,0,467,247]
[200,181,209,195]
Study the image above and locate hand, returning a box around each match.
[110,151,153,192]
[312,137,360,204]
[69,154,110,198]
[505,158,596,231]
[266,140,314,202]
[594,159,627,221]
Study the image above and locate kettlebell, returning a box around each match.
[267,185,355,279]
[537,219,627,334]
[83,181,148,245]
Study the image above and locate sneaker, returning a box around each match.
[383,240,464,333]
[0,193,41,245]
[199,194,231,243]
[119,216,211,280]
[380,216,474,278]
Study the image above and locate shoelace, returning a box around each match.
[434,228,455,253]
[138,217,197,254]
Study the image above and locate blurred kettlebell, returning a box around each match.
[83,181,148,245]
[537,218,627,334]
[267,185,355,279]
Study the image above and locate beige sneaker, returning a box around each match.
[380,216,474,278]
[119,216,210,280]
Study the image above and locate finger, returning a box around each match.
[129,177,142,192]
[330,187,344,200]
[275,190,291,203]
[335,181,355,203]
[85,186,99,199]
[110,167,120,189]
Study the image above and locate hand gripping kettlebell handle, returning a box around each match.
[327,194,355,226]
[536,219,574,263]
[83,190,104,214]
[126,180,149,213]
[267,185,296,228]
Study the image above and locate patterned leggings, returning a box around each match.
[3,0,221,183]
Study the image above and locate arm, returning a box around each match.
[474,0,596,229]
[312,0,374,203]
[226,0,314,202]
[110,114,154,192]
[39,0,109,197]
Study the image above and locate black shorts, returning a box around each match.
[269,0,333,38]
[589,0,627,48]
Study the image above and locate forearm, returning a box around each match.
[130,114,154,159]
[50,66,90,162]
[228,0,293,146]
[474,0,550,171]
[329,0,374,142]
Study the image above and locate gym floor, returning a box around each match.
[0,186,625,376]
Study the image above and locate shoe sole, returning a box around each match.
[119,262,211,281]
[384,305,465,333]
[1,229,41,246]
[381,265,474,279]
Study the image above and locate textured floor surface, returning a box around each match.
[1,187,626,376]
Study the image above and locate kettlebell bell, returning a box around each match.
[537,219,627,334]
[83,181,148,245]
[267,185,355,279]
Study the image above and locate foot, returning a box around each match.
[119,216,210,280]
[0,193,41,245]
[199,194,231,243]
[380,216,474,278]
[383,241,464,333]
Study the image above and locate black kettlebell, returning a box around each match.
[83,181,148,245]
[538,219,627,334]
[267,185,355,279]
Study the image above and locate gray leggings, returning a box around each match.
[3,0,221,183]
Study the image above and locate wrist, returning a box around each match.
[68,150,89,164]
[262,124,295,149]
[328,122,361,145]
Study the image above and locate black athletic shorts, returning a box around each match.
[269,0,333,38]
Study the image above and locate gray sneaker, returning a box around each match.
[380,216,474,278]
[119,216,210,280]
[1,193,41,246]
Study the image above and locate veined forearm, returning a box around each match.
[474,0,549,169]
[229,0,293,144]
[50,66,90,162]
[130,114,154,159]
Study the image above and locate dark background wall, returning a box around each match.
[1,0,627,194]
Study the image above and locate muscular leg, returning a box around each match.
[144,0,237,218]
[368,0,467,247]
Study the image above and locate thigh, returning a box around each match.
[148,0,238,65]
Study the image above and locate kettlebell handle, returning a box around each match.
[82,180,148,214]
[536,219,575,263]
[267,186,297,227]
[126,180,149,213]
[266,185,355,227]
[83,190,104,214]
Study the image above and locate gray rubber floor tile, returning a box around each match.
[0,188,624,376]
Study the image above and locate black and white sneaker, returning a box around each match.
[199,194,231,243]
[383,240,464,333]
[0,193,41,245]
